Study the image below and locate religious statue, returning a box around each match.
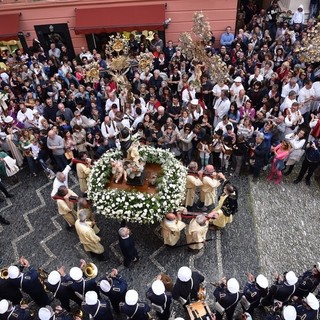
[126,141,141,164]
[111,160,127,184]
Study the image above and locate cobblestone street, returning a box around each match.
[0,165,319,319]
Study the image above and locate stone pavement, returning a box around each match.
[0,165,319,319]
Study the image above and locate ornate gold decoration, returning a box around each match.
[179,12,228,85]
[298,22,320,63]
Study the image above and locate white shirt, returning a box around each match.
[214,97,230,119]
[285,133,305,150]
[230,83,244,100]
[17,108,34,123]
[132,114,144,129]
[214,120,234,134]
[248,74,264,86]
[281,83,299,98]
[212,84,229,98]
[298,86,315,115]
[280,97,296,113]
[100,120,119,139]
[51,165,71,197]
[105,97,120,114]
[182,88,196,104]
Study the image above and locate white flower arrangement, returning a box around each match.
[87,145,187,224]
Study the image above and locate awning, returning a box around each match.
[0,14,20,41]
[75,4,165,35]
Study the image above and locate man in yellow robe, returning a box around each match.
[160,208,186,246]
[185,215,209,250]
[207,182,238,230]
[199,165,226,211]
[75,209,105,261]
[74,153,91,193]
[184,161,203,209]
[55,186,78,228]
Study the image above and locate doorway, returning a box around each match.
[34,23,75,59]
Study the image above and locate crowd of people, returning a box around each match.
[0,3,319,194]
[1,258,320,320]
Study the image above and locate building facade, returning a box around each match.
[0,0,238,56]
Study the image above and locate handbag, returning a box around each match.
[214,301,225,315]
[240,295,251,311]
[215,292,239,315]
[3,156,19,177]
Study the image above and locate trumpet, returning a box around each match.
[82,263,98,279]
[0,267,9,279]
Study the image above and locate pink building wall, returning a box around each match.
[1,0,237,53]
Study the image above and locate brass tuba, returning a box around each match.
[0,267,9,279]
[82,263,98,279]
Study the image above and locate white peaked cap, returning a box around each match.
[48,270,61,285]
[125,290,139,306]
[69,267,83,281]
[99,280,111,293]
[38,307,52,320]
[306,293,320,310]
[285,271,298,285]
[85,291,98,305]
[0,300,9,314]
[283,306,297,320]
[227,278,240,294]
[152,280,165,295]
[8,266,19,279]
[178,266,192,282]
[256,274,268,289]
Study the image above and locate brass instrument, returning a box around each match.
[70,309,83,320]
[56,308,83,320]
[38,268,49,291]
[20,298,35,317]
[0,267,9,279]
[82,263,98,279]
[198,284,207,301]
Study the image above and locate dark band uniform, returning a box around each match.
[82,298,113,320]
[70,278,99,300]
[213,285,242,320]
[172,271,204,304]
[242,280,267,314]
[1,305,32,320]
[146,287,172,320]
[295,302,319,320]
[9,267,49,307]
[45,275,82,311]
[0,278,22,305]
[97,275,127,313]
[295,270,320,298]
[119,301,151,320]
[261,280,296,306]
